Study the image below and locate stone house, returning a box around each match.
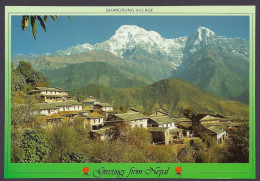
[106,110,148,128]
[83,96,100,105]
[192,114,227,144]
[93,103,114,116]
[80,112,105,131]
[29,87,70,102]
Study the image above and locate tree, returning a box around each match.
[182,107,198,120]
[16,61,50,86]
[126,127,152,150]
[47,123,75,162]
[11,63,26,93]
[147,145,179,163]
[62,151,89,163]
[72,117,90,152]
[21,130,50,163]
[226,121,249,162]
[21,15,71,40]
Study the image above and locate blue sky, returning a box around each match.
[11,16,249,55]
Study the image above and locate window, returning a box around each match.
[140,124,143,128]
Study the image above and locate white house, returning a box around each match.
[36,101,83,116]
[36,103,59,116]
[106,110,148,128]
[93,103,114,116]
[29,87,69,102]
[81,112,105,131]
[148,116,176,129]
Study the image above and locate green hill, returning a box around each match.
[30,51,174,82]
[71,78,249,117]
[40,62,153,90]
[173,47,249,104]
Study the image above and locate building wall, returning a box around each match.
[39,109,58,116]
[130,119,148,128]
[58,105,82,111]
[40,90,68,96]
[44,97,63,102]
[158,122,175,128]
[90,118,104,125]
[102,106,113,111]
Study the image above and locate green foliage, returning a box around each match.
[15,61,50,87]
[11,63,26,92]
[62,151,89,163]
[72,117,90,152]
[21,130,50,163]
[11,126,25,163]
[173,47,249,104]
[125,127,152,150]
[11,95,39,127]
[47,123,75,162]
[41,62,152,90]
[21,15,69,40]
[182,107,198,120]
[226,121,249,162]
[147,146,179,163]
[201,133,216,148]
[177,144,196,163]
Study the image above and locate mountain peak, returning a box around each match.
[196,26,215,40]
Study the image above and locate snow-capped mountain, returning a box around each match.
[54,25,248,70]
[94,25,186,64]
[56,43,94,55]
[12,25,249,104]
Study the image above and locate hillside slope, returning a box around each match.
[71,78,249,117]
[41,62,153,90]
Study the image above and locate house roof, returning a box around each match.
[35,87,68,92]
[176,118,191,122]
[41,94,67,98]
[149,116,177,125]
[51,101,82,107]
[95,103,112,107]
[36,103,59,110]
[83,106,94,111]
[206,126,225,135]
[147,127,169,132]
[91,126,113,135]
[150,108,171,117]
[88,112,105,118]
[169,127,183,133]
[36,101,82,110]
[178,122,192,129]
[83,96,99,103]
[116,112,148,121]
[58,111,79,116]
[194,114,227,122]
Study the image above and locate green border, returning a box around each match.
[4,6,256,179]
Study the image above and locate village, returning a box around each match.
[28,86,242,146]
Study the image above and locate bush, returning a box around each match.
[21,130,50,163]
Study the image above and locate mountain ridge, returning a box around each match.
[71,78,249,117]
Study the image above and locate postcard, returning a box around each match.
[4,6,255,179]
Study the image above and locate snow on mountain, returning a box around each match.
[56,43,94,55]
[94,25,187,62]
[53,25,248,69]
